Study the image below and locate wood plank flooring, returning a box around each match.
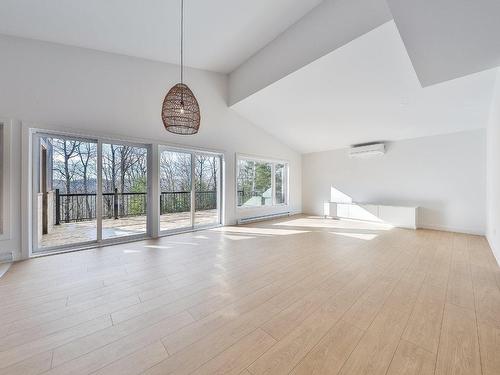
[1,215,500,375]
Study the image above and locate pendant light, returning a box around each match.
[162,0,200,135]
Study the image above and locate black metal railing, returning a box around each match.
[54,189,219,224]
[159,191,190,214]
[196,191,217,211]
[102,190,147,219]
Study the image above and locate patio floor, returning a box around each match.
[39,209,218,249]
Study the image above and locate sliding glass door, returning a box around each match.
[159,147,222,234]
[101,142,149,240]
[159,149,192,232]
[33,134,98,252]
[33,132,221,253]
[194,154,220,227]
[33,134,150,253]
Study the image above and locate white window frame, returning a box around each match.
[158,145,224,235]
[30,129,153,255]
[274,162,289,206]
[23,124,226,257]
[0,119,12,240]
[235,154,289,210]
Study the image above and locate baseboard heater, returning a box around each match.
[237,212,290,225]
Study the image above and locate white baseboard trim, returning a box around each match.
[0,262,11,279]
[486,234,500,267]
[418,224,485,236]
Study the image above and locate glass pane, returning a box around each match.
[37,136,97,250]
[194,154,219,226]
[275,163,287,204]
[101,143,148,239]
[0,124,3,235]
[160,150,192,232]
[237,159,272,207]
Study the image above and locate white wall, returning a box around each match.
[302,130,486,234]
[487,69,500,263]
[0,34,302,261]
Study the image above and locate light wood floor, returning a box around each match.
[1,215,500,375]
[40,210,218,248]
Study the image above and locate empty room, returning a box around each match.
[1,0,500,374]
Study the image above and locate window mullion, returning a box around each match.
[271,163,276,206]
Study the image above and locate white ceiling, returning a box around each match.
[231,21,497,154]
[386,0,500,87]
[2,1,499,154]
[0,0,322,73]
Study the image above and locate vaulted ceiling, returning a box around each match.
[386,0,500,87]
[228,0,500,152]
[231,21,497,153]
[0,0,322,73]
[1,0,499,153]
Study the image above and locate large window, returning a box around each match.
[32,133,151,253]
[159,148,222,233]
[0,122,5,237]
[275,163,288,205]
[237,157,288,207]
[101,142,148,240]
[160,150,192,232]
[31,129,224,254]
[0,120,11,241]
[34,134,99,250]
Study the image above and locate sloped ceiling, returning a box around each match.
[229,0,500,103]
[0,0,322,73]
[231,22,497,153]
[386,0,500,87]
[1,0,499,154]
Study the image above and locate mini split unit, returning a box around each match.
[349,143,385,158]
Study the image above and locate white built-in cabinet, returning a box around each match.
[327,202,418,229]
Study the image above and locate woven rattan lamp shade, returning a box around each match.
[162,83,201,135]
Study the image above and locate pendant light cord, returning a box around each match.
[180,0,184,85]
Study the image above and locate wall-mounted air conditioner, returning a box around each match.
[349,143,385,158]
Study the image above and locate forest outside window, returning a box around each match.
[0,122,3,235]
[236,157,288,208]
[0,120,11,240]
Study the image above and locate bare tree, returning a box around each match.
[52,139,81,222]
[77,142,96,216]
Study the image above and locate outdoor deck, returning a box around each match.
[39,210,218,248]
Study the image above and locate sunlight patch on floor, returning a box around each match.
[162,241,199,246]
[221,234,256,241]
[122,249,142,254]
[332,232,378,241]
[212,226,309,236]
[274,216,394,231]
[193,235,210,239]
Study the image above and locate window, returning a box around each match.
[0,120,12,240]
[275,163,287,205]
[159,148,222,233]
[30,128,225,254]
[0,123,3,234]
[101,142,148,240]
[237,157,288,207]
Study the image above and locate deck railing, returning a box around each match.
[54,189,226,224]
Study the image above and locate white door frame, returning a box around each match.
[31,132,100,254]
[31,131,153,255]
[158,145,223,235]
